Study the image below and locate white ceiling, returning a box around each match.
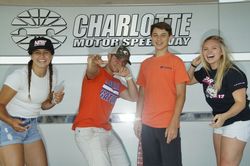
[0,0,218,6]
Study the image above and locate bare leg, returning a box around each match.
[0,144,25,166]
[213,133,222,166]
[220,136,246,166]
[0,148,2,166]
[24,140,48,166]
[0,148,3,166]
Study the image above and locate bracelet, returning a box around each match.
[125,75,133,80]
[191,63,197,68]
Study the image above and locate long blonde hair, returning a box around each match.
[200,35,233,90]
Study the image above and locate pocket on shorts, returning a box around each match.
[0,120,24,145]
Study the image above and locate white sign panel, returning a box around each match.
[0,4,219,57]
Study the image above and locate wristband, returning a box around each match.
[191,63,197,68]
[125,75,133,80]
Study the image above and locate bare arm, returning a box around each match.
[210,88,247,128]
[135,87,144,119]
[41,93,55,110]
[187,56,201,85]
[119,77,138,102]
[133,86,144,138]
[117,66,138,102]
[86,54,107,79]
[0,85,27,132]
[41,90,64,110]
[165,83,186,143]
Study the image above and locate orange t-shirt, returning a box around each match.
[72,68,126,130]
[136,52,190,128]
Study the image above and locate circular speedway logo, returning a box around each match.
[11,8,67,51]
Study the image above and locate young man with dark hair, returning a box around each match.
[134,22,190,166]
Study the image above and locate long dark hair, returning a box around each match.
[27,60,53,99]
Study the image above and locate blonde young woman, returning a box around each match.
[0,37,64,166]
[188,35,250,166]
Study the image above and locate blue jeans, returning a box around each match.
[75,127,130,166]
[0,117,42,146]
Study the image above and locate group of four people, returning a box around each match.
[0,21,250,166]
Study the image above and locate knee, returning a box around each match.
[220,156,239,166]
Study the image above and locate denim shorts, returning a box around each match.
[0,117,42,146]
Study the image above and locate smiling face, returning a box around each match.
[105,54,128,74]
[202,39,222,69]
[31,49,53,71]
[151,27,171,55]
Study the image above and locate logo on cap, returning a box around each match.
[28,37,54,55]
[34,40,47,47]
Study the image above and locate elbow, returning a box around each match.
[234,100,246,113]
